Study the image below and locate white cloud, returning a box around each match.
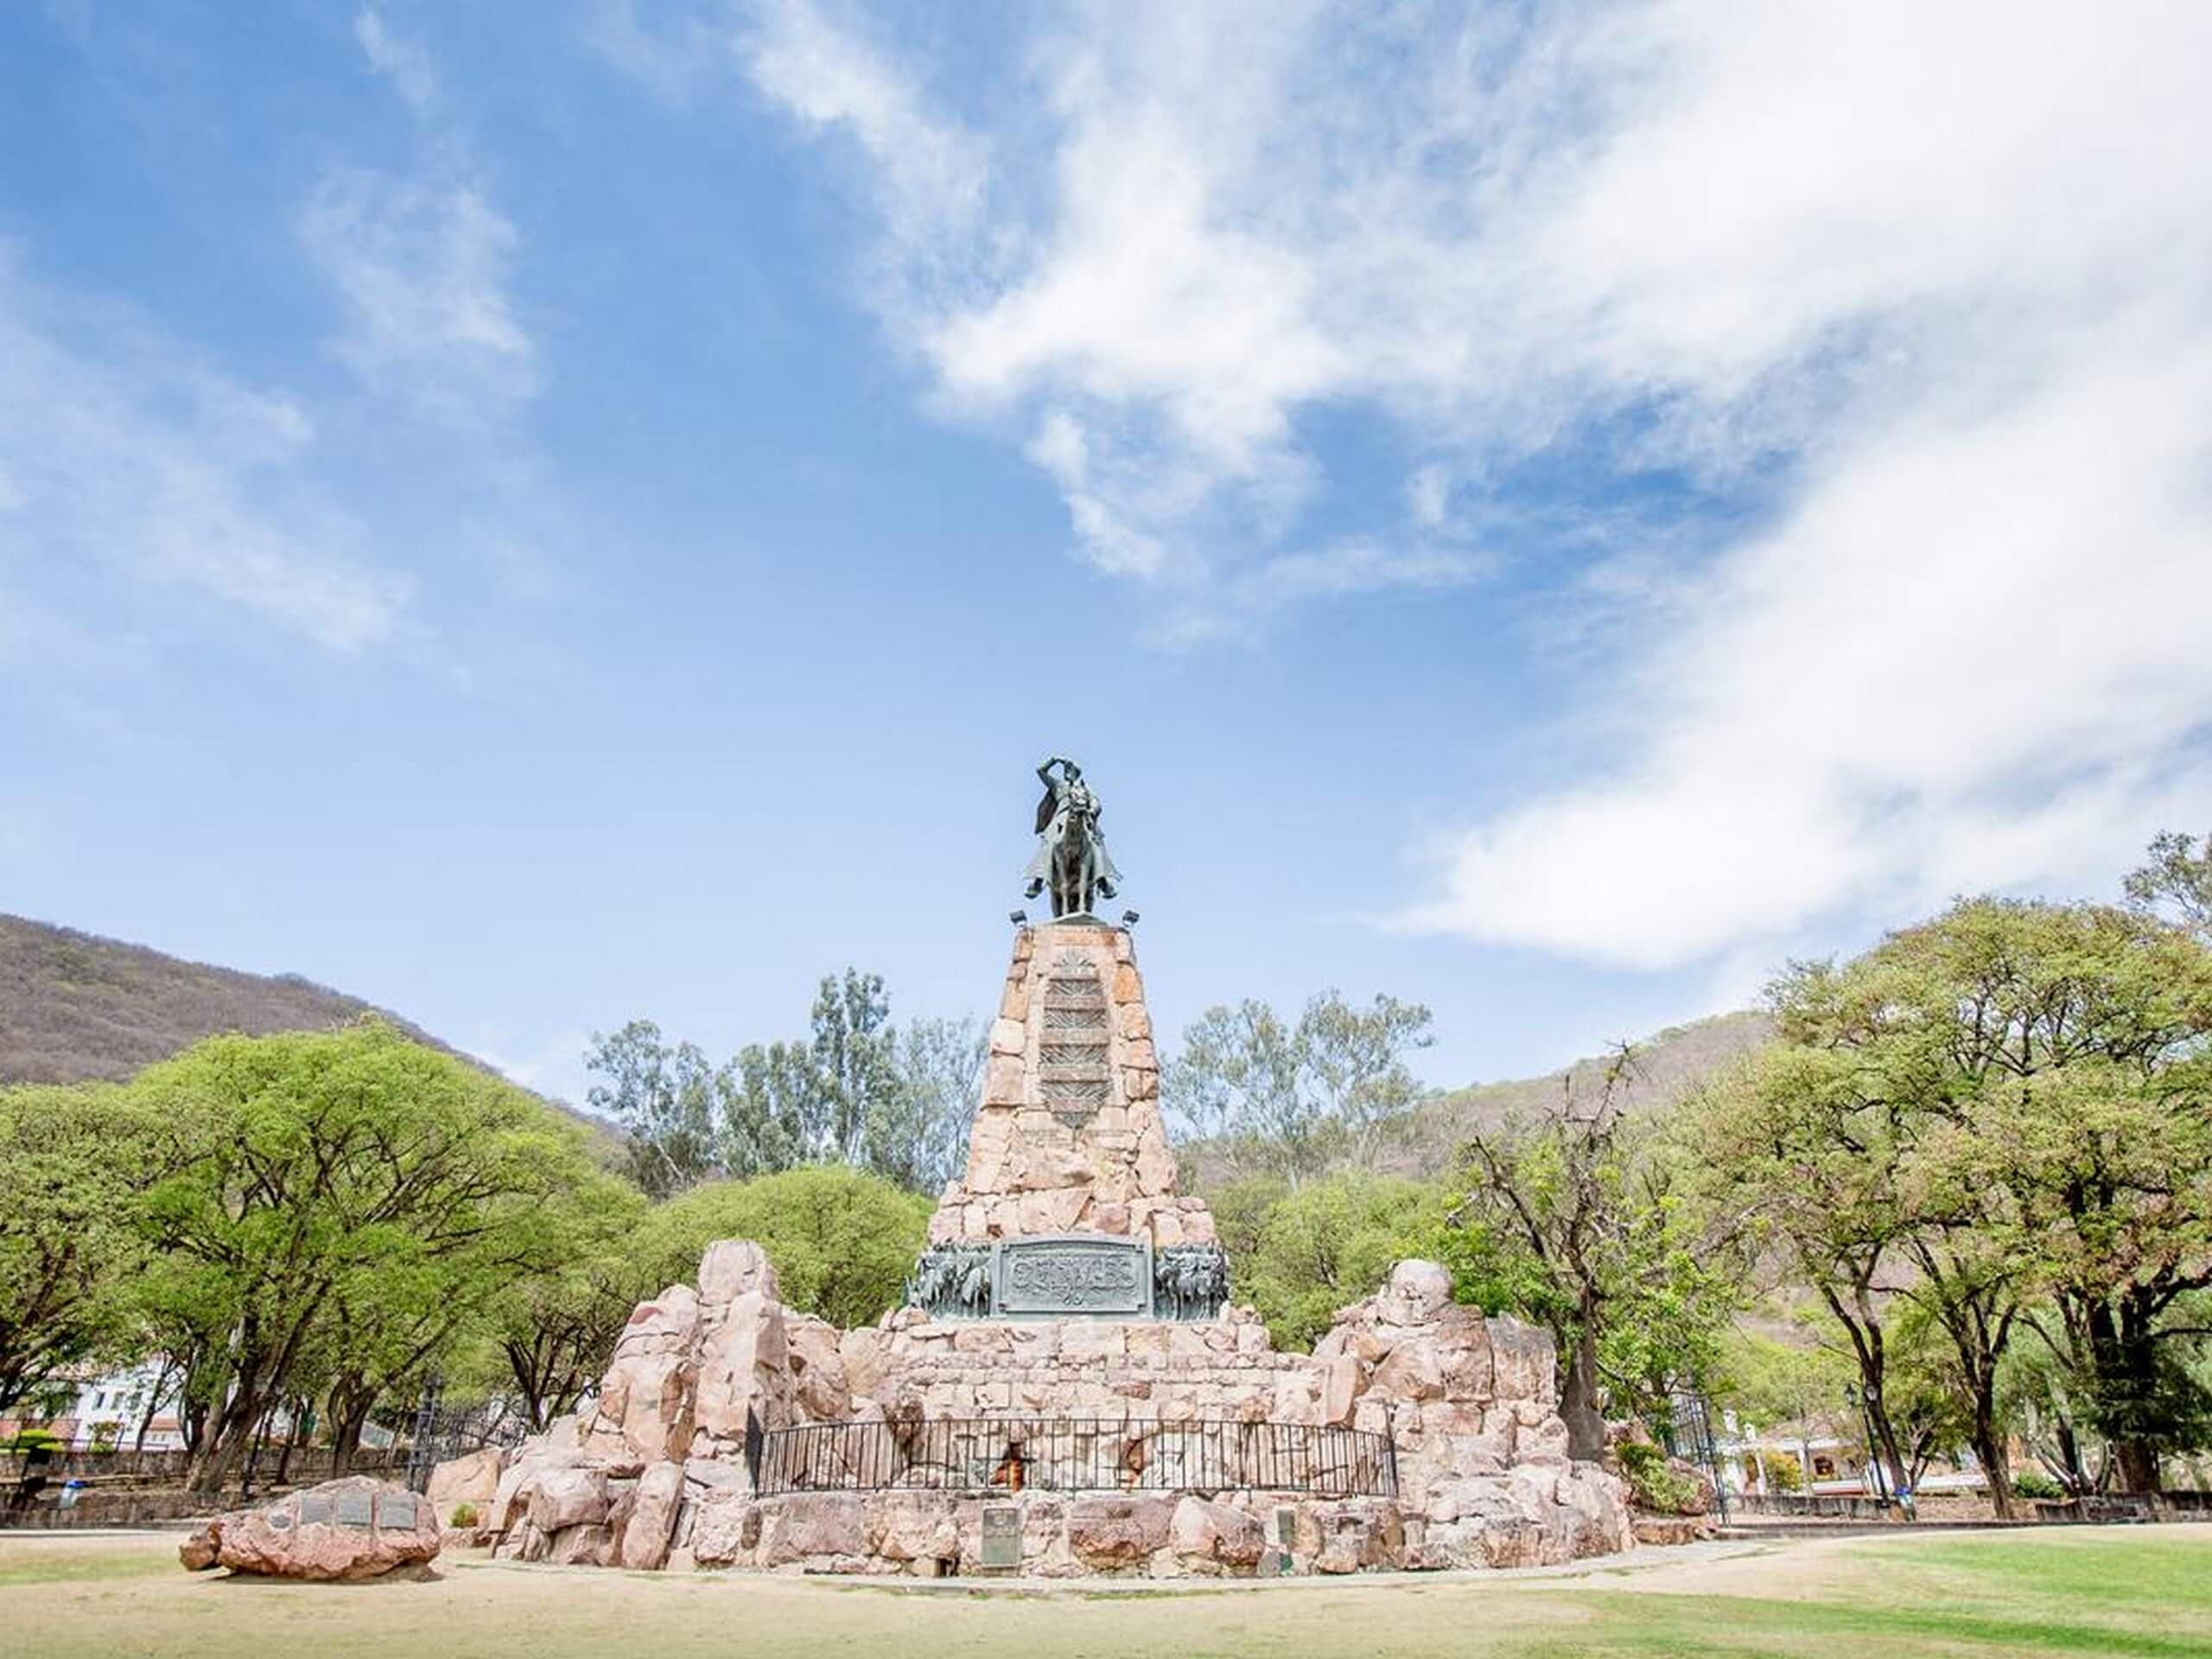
[1240,542,1491,610]
[0,251,410,652]
[354,7,438,116]
[301,169,535,423]
[643,0,2212,965]
[738,0,988,261]
[308,13,537,427]
[1406,466,1452,534]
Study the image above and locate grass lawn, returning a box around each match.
[4,1528,2210,1657]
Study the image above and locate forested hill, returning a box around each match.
[1386,1008,1776,1173]
[1179,1007,1776,1189]
[0,913,591,1127]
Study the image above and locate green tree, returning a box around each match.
[1166,992,1433,1179]
[632,1166,931,1330]
[1714,1325,1856,1440]
[1231,1172,1439,1351]
[1694,1035,1932,1511]
[807,969,899,1166]
[130,1020,603,1493]
[584,1020,721,1198]
[1446,1051,1744,1460]
[720,1039,811,1179]
[484,1173,655,1428]
[862,1016,984,1194]
[0,1084,161,1409]
[2126,828,2212,936]
[1705,898,2212,1503]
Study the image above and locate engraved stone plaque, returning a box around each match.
[995,1234,1149,1318]
[334,1490,376,1531]
[979,1504,1021,1569]
[375,1492,418,1530]
[297,1493,334,1528]
[1039,952,1111,1128]
[1274,1506,1298,1547]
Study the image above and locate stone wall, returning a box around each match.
[448,1251,1631,1577]
[931,922,1215,1249]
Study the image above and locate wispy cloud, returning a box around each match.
[305,10,537,427]
[614,0,2212,966]
[301,168,535,423]
[0,250,410,652]
[353,6,438,117]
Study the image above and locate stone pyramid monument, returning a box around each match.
[443,759,1637,1578]
[909,756,1223,1322]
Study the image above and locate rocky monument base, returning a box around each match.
[451,1245,1629,1577]
[440,918,1632,1577]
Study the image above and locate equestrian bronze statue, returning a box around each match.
[1022,756,1122,918]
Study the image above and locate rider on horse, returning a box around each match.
[1022,756,1122,918]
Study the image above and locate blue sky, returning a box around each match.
[6,2,2210,1107]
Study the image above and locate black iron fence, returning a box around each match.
[746,1416,1397,1500]
[404,1399,531,1494]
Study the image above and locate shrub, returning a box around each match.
[2012,1469,2064,1500]
[632,1166,933,1329]
[448,1501,481,1529]
[1755,1451,1805,1493]
[1618,1440,1704,1515]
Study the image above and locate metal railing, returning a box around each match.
[746,1416,1397,1500]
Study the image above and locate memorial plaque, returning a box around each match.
[297,1493,334,1527]
[979,1504,1021,1569]
[1274,1506,1298,1548]
[1039,953,1111,1128]
[334,1490,376,1531]
[995,1234,1149,1318]
[376,1492,419,1530]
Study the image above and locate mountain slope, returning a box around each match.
[1387,1008,1776,1173]
[0,914,601,1138]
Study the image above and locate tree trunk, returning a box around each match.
[326,1377,376,1478]
[275,1397,302,1484]
[132,1357,176,1453]
[239,1404,276,1501]
[1817,1280,1915,1516]
[1559,1322,1608,1463]
[1969,1386,2016,1520]
[2114,1438,2162,1495]
[504,1337,552,1433]
[2084,1298,2165,1494]
[188,1380,276,1496]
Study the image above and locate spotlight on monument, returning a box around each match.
[1009,908,1028,925]
[1122,909,1141,927]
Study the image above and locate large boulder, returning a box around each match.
[694,1289,791,1441]
[1168,1497,1266,1572]
[587,1286,701,1463]
[760,1492,872,1567]
[618,1460,685,1571]
[528,1464,610,1533]
[1065,1495,1172,1570]
[785,1313,853,1422]
[425,1446,505,1529]
[181,1478,441,1581]
[1378,1260,1455,1325]
[698,1239,779,1306]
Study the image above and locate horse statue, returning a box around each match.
[1022,756,1123,918]
[906,1244,993,1319]
[1153,1245,1231,1321]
